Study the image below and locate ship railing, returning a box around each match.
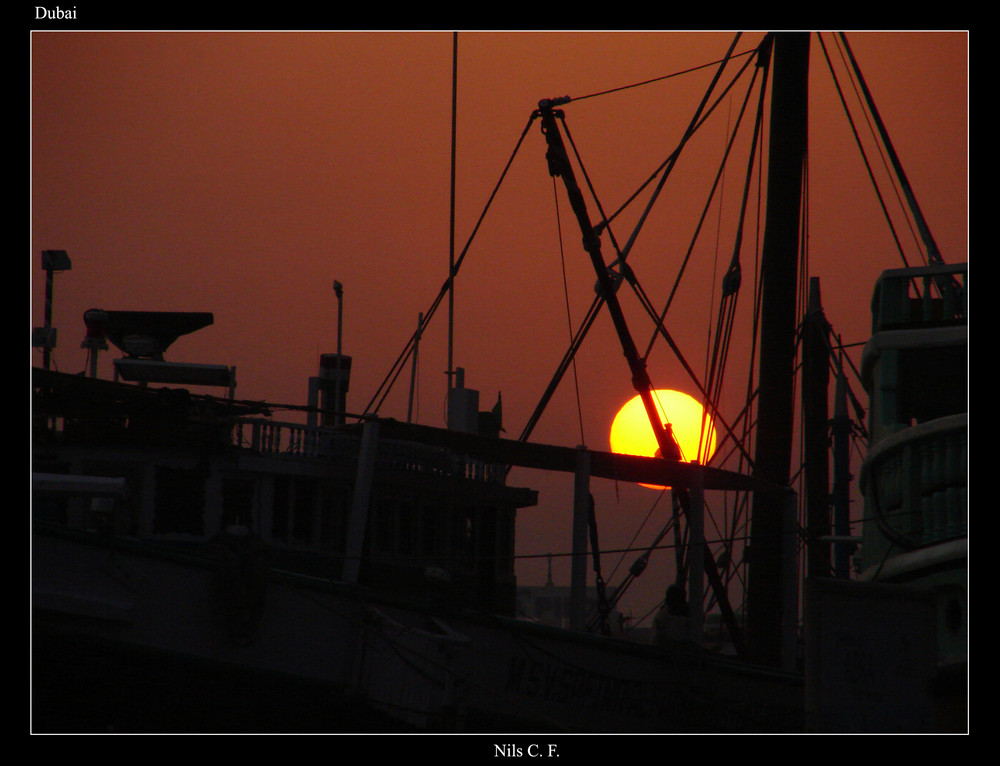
[462,457,503,484]
[376,439,454,477]
[354,439,504,484]
[233,417,348,458]
[871,262,967,333]
[233,418,504,484]
[860,413,967,547]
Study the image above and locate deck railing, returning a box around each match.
[233,417,346,459]
[233,418,504,484]
[871,262,967,333]
[861,413,967,547]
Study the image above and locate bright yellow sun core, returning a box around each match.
[609,390,717,488]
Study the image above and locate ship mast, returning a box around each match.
[745,32,810,669]
[537,101,682,467]
[538,98,747,653]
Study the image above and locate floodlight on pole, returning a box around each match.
[37,250,72,371]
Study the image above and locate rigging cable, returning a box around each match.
[586,494,613,635]
[552,176,587,446]
[641,46,765,364]
[598,511,681,619]
[836,31,943,264]
[552,96,761,647]
[569,47,758,104]
[517,35,758,447]
[555,111,758,469]
[702,94,732,463]
[725,80,769,619]
[830,33,961,319]
[605,488,669,585]
[699,46,771,475]
[563,43,763,624]
[601,36,753,268]
[604,33,745,261]
[826,330,869,441]
[365,112,539,416]
[815,33,916,269]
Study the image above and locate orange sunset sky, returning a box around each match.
[30,30,968,621]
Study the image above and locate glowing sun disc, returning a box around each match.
[609,389,717,489]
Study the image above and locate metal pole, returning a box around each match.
[571,446,590,630]
[334,280,343,425]
[407,312,423,424]
[335,281,343,356]
[43,268,54,371]
[537,104,679,464]
[687,464,704,644]
[39,250,71,371]
[540,103,743,648]
[344,419,379,583]
[747,32,809,668]
[831,368,855,578]
[803,277,831,579]
[447,31,458,392]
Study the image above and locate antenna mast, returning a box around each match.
[447,31,458,391]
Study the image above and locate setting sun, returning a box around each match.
[609,389,717,488]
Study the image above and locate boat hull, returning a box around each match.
[32,525,803,733]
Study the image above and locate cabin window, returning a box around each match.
[319,480,348,551]
[269,476,319,545]
[373,497,393,554]
[454,506,476,569]
[33,460,71,525]
[420,504,440,559]
[292,479,316,544]
[896,346,966,425]
[153,466,206,535]
[80,460,144,535]
[497,510,513,573]
[477,506,498,577]
[398,500,417,557]
[372,497,420,558]
[938,584,965,637]
[221,476,255,529]
[271,475,290,541]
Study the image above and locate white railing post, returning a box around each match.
[343,420,379,584]
[570,446,590,631]
[688,463,704,644]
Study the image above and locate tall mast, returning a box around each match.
[746,32,810,668]
[802,277,831,580]
[538,101,745,653]
[537,102,680,465]
[447,32,458,392]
